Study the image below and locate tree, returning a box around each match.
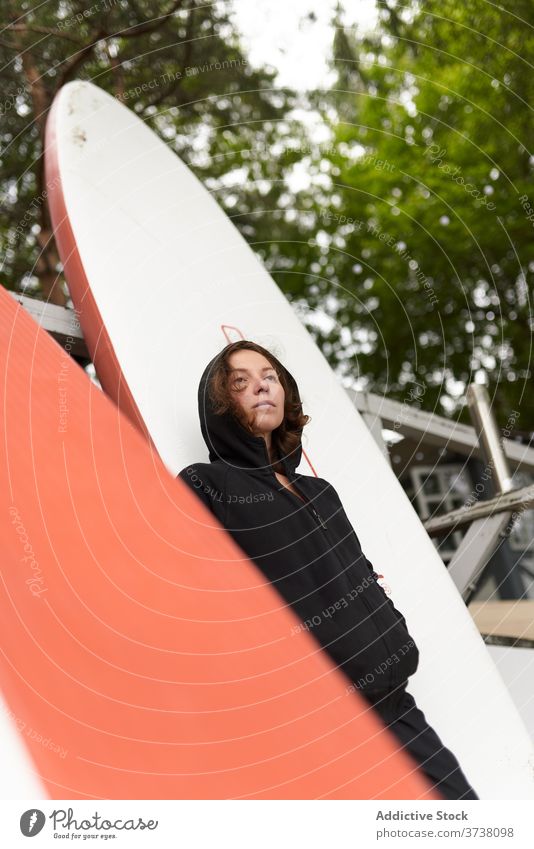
[0,1,309,305]
[296,0,534,426]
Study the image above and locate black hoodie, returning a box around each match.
[177,350,420,694]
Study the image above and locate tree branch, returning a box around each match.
[5,24,84,45]
[55,0,187,89]
[57,28,108,88]
[141,79,188,112]
[105,42,125,99]
[20,50,50,141]
[141,12,195,112]
[112,0,185,40]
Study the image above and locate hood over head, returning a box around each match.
[197,348,303,476]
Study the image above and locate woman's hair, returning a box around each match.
[207,340,310,473]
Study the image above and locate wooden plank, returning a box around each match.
[349,388,534,473]
[448,515,513,598]
[8,291,88,358]
[469,601,534,643]
[423,483,534,536]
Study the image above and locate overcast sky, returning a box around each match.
[229,0,379,89]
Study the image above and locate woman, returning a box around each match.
[178,340,479,800]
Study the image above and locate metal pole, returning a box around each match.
[466,384,514,493]
[460,384,524,600]
[424,481,534,535]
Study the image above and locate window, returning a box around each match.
[408,464,471,564]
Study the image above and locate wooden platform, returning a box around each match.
[469,601,534,647]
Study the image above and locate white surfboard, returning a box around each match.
[45,80,534,799]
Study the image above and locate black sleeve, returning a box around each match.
[328,481,410,625]
[363,543,412,631]
[351,530,391,590]
[325,479,380,582]
[352,528,409,623]
[357,541,381,582]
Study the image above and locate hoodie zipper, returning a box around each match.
[309,505,328,530]
[265,445,328,529]
[279,473,328,529]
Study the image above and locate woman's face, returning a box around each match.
[227,349,285,437]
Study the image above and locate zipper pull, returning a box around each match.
[311,506,327,529]
[287,472,327,529]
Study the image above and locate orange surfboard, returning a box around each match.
[0,286,438,799]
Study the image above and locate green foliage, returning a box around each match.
[0,0,309,303]
[1,0,532,428]
[303,0,534,425]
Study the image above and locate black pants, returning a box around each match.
[362,681,479,800]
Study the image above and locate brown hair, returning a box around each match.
[207,340,310,473]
